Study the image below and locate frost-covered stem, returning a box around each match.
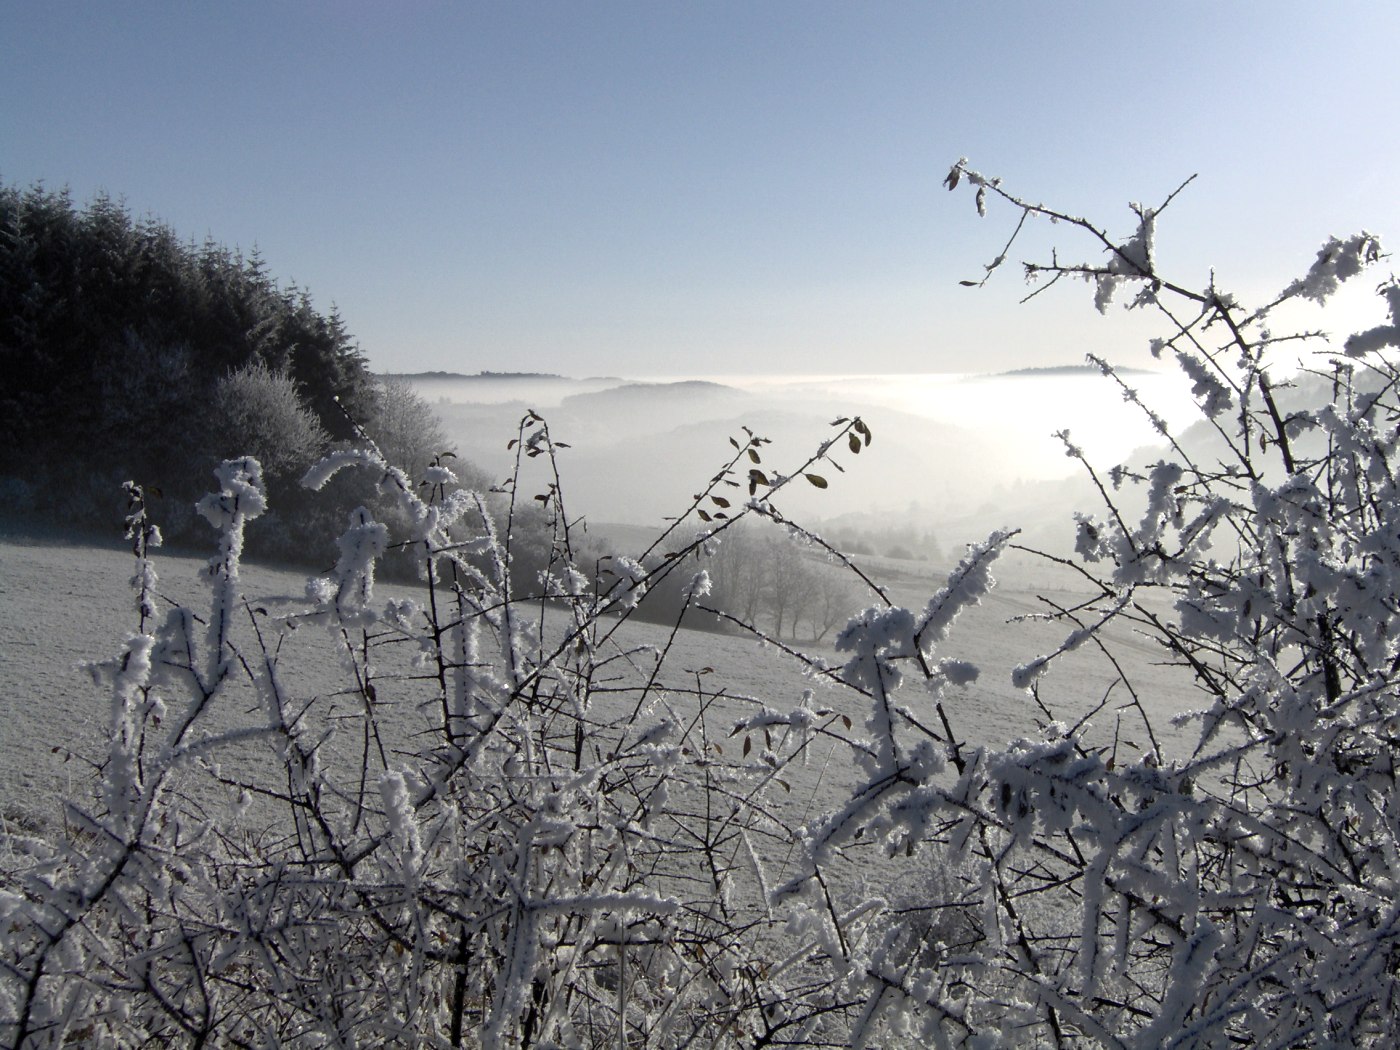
[498,413,537,693]
[696,603,853,686]
[753,416,869,507]
[977,823,1068,1045]
[622,585,705,727]
[122,480,161,635]
[517,414,578,671]
[948,157,1202,301]
[1059,433,1139,556]
[338,621,387,834]
[1256,371,1298,476]
[425,551,457,744]
[448,926,473,1047]
[1090,353,1221,479]
[196,458,264,692]
[1036,593,1164,760]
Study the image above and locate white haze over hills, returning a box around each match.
[401,368,1199,551]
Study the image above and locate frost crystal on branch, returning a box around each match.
[1345,278,1400,355]
[1281,231,1383,304]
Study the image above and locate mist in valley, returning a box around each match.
[405,365,1199,555]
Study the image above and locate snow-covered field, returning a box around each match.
[0,529,1205,846]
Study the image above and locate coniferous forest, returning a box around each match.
[0,181,375,543]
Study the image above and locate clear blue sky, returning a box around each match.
[4,2,1397,376]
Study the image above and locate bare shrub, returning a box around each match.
[0,413,880,1047]
[752,163,1400,1045]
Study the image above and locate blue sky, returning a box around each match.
[4,2,1398,376]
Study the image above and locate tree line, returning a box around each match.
[585,520,865,641]
[0,181,378,543]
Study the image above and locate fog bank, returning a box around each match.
[406,368,1198,550]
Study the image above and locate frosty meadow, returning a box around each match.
[5,162,1400,1046]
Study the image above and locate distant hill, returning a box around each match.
[549,381,751,450]
[986,364,1157,378]
[560,380,743,408]
[402,372,627,412]
[387,370,629,384]
[424,369,1197,549]
[386,370,565,381]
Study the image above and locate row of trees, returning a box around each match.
[0,181,510,562]
[586,522,864,641]
[702,523,863,641]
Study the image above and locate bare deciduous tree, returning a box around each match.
[363,374,453,483]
